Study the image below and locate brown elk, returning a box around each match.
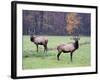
[57,37,80,62]
[30,35,48,52]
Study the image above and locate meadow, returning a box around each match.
[22,36,91,69]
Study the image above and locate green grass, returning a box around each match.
[22,36,91,69]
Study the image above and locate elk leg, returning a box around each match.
[44,41,48,52]
[57,52,61,61]
[45,44,48,52]
[44,44,47,52]
[70,52,73,62]
[36,44,38,52]
[43,45,47,57]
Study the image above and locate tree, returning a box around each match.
[66,12,81,36]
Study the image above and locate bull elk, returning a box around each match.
[30,35,48,53]
[57,37,80,62]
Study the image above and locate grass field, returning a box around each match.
[22,35,91,69]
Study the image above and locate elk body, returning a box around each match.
[30,35,48,52]
[57,38,79,62]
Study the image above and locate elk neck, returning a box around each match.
[30,36,35,42]
[74,40,79,49]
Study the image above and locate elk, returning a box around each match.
[30,35,48,52]
[57,37,80,62]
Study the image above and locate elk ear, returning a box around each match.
[76,36,80,40]
[70,36,80,40]
[73,36,80,40]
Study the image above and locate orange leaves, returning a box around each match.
[66,13,81,34]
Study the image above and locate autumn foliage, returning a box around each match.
[66,13,81,34]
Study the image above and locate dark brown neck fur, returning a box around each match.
[30,36,35,42]
[74,40,79,49]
